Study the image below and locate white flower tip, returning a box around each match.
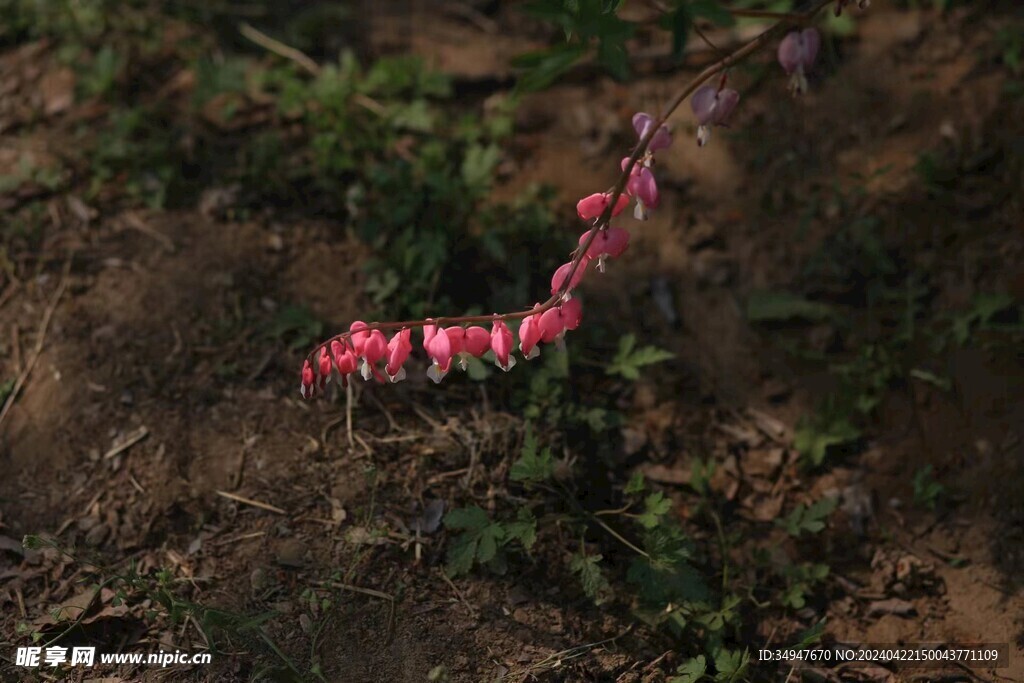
[389,367,407,383]
[426,364,446,384]
[633,201,648,221]
[526,346,540,360]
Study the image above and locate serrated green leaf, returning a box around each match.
[510,424,556,484]
[444,505,489,531]
[445,533,479,576]
[776,495,838,537]
[713,648,749,682]
[570,552,613,605]
[670,655,707,683]
[503,509,537,550]
[636,491,673,528]
[624,471,646,495]
[606,334,674,380]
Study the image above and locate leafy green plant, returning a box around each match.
[263,305,324,351]
[510,423,556,484]
[443,506,537,576]
[912,464,945,510]
[570,550,613,605]
[777,562,829,610]
[794,411,861,468]
[775,497,838,537]
[605,334,674,380]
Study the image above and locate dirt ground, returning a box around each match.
[1,2,1023,682]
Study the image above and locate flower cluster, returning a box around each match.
[300,2,854,398]
[299,113,674,398]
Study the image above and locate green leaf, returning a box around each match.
[971,292,1014,323]
[746,290,835,323]
[624,471,646,495]
[636,491,673,529]
[262,305,323,350]
[713,648,749,683]
[775,496,838,537]
[513,43,588,92]
[606,334,674,380]
[461,143,501,190]
[443,506,506,576]
[510,423,556,484]
[796,618,828,647]
[910,368,951,391]
[794,414,861,468]
[570,552,613,605]
[670,655,707,683]
[503,508,538,551]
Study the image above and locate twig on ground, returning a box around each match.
[102,426,150,460]
[0,259,71,432]
[215,490,287,515]
[239,22,321,76]
[437,569,477,618]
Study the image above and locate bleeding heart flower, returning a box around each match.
[778,29,820,95]
[317,346,332,389]
[538,298,583,350]
[358,329,387,381]
[300,359,315,398]
[385,328,412,382]
[331,339,358,383]
[623,157,660,220]
[519,308,543,360]
[349,321,369,356]
[577,192,630,221]
[551,257,590,297]
[691,84,740,146]
[490,321,516,371]
[460,326,491,370]
[424,323,454,383]
[632,112,673,151]
[580,226,629,272]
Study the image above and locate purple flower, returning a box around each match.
[632,112,673,152]
[690,84,740,146]
[778,29,821,95]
